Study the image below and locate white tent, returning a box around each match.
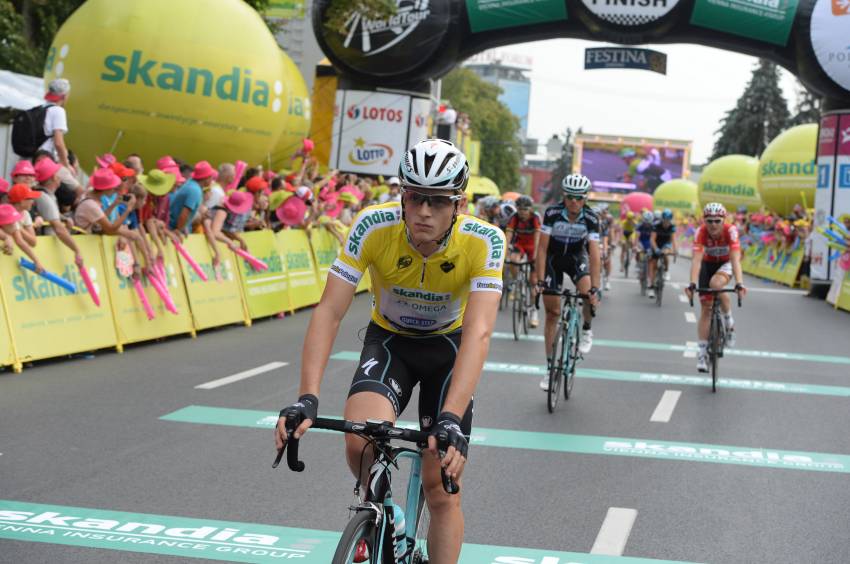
[0,70,43,178]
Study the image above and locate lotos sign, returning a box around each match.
[43,0,309,171]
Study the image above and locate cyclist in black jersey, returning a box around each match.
[648,208,677,298]
[535,173,601,391]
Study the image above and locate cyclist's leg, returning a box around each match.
[344,324,415,479]
[417,331,471,564]
[648,249,657,286]
[542,253,564,358]
[711,262,732,314]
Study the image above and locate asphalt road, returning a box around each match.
[2,259,850,564]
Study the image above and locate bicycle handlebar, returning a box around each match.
[688,287,743,308]
[273,416,459,494]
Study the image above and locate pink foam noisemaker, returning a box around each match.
[156,256,167,283]
[132,278,155,320]
[234,248,269,271]
[146,269,178,314]
[174,240,208,281]
[78,264,100,307]
[228,160,247,191]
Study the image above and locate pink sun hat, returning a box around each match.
[323,194,342,219]
[161,165,185,185]
[34,157,62,183]
[276,196,307,226]
[11,160,36,177]
[223,191,254,215]
[302,138,314,153]
[95,153,117,169]
[0,204,22,226]
[156,156,178,170]
[340,184,364,201]
[0,178,8,194]
[91,168,122,191]
[192,160,218,181]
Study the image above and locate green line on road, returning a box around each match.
[0,500,694,564]
[491,332,850,365]
[162,406,850,474]
[330,352,850,398]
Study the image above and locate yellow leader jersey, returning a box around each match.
[330,202,505,335]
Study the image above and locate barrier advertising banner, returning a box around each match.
[691,0,799,45]
[276,230,321,310]
[0,301,12,368]
[177,235,248,331]
[0,236,117,364]
[308,228,340,292]
[836,113,850,213]
[465,0,568,32]
[237,231,290,318]
[812,114,840,281]
[101,237,194,345]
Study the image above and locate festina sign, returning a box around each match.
[584,47,668,74]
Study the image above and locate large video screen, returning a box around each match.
[580,141,687,193]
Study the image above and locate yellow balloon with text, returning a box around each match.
[757,124,817,216]
[269,51,311,170]
[43,0,309,171]
[698,155,762,213]
[653,179,699,216]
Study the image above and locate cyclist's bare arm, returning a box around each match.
[730,249,746,295]
[588,238,601,290]
[535,232,550,285]
[433,290,500,476]
[687,249,704,295]
[533,229,541,261]
[650,231,658,252]
[277,275,356,445]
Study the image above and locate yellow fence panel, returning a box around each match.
[277,229,321,310]
[177,234,249,331]
[309,227,340,292]
[0,236,117,368]
[101,236,194,345]
[236,230,291,318]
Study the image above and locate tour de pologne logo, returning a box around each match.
[582,0,681,26]
[342,0,431,56]
[348,137,394,166]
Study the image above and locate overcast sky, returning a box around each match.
[505,39,800,165]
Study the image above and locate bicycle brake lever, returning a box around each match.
[437,450,460,495]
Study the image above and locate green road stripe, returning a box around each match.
[491,332,850,365]
[330,352,850,398]
[162,406,850,474]
[0,500,694,564]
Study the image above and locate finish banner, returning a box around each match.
[585,47,667,74]
[690,0,800,46]
[465,0,568,32]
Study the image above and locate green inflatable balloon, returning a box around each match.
[698,155,762,213]
[43,0,309,170]
[757,124,817,216]
[653,179,698,216]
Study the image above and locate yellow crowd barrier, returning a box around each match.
[837,275,850,312]
[276,229,321,310]
[236,230,292,319]
[741,244,804,287]
[308,227,341,292]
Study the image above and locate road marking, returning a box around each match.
[591,508,639,556]
[194,362,288,390]
[650,391,682,423]
[163,406,850,474]
[683,341,698,358]
[0,500,696,564]
[490,333,850,366]
[678,294,688,303]
[671,282,681,290]
[332,351,850,398]
[609,278,804,294]
[684,312,697,323]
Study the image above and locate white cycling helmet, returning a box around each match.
[561,173,591,196]
[703,202,727,218]
[399,139,469,191]
[642,211,654,223]
[479,195,499,209]
[499,201,517,218]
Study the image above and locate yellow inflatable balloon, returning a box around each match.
[43,0,308,170]
[698,155,762,213]
[757,124,817,216]
[653,179,699,216]
[269,51,311,170]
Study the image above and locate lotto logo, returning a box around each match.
[833,0,849,15]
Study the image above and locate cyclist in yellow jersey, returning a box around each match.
[275,139,504,563]
[620,211,637,271]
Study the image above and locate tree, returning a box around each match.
[710,59,790,161]
[545,127,580,204]
[0,0,283,76]
[788,80,822,127]
[440,68,523,191]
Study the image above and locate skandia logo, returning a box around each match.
[761,160,816,176]
[286,250,312,270]
[461,221,505,260]
[346,105,404,122]
[349,138,394,166]
[347,208,398,255]
[13,266,91,302]
[702,181,756,198]
[391,287,451,302]
[100,50,284,112]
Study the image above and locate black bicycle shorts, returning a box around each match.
[348,323,472,435]
[698,261,732,302]
[543,251,590,291]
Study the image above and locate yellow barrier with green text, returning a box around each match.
[0,299,13,368]
[835,271,850,312]
[309,227,341,292]
[742,245,803,287]
[101,236,194,345]
[276,229,321,310]
[177,234,249,330]
[0,236,117,368]
[237,230,291,318]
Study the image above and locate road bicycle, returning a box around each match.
[651,250,675,307]
[275,417,457,563]
[636,249,649,296]
[689,287,742,392]
[506,259,534,340]
[538,287,588,413]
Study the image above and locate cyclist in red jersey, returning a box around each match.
[685,203,747,372]
[506,195,541,327]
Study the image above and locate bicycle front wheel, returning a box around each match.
[655,265,664,307]
[512,285,522,341]
[548,322,566,413]
[332,509,380,564]
[709,313,720,393]
[564,313,580,400]
[411,485,430,564]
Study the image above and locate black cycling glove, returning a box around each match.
[432,411,468,459]
[279,394,318,430]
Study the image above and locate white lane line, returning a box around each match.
[678,294,688,303]
[684,341,698,358]
[195,362,289,390]
[590,507,639,556]
[671,282,681,290]
[650,390,682,423]
[684,312,697,323]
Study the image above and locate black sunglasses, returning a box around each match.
[401,188,462,210]
[564,194,585,201]
[705,218,723,224]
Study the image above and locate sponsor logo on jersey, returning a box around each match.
[440,261,455,273]
[329,259,362,285]
[400,316,437,328]
[397,255,413,269]
[346,206,400,259]
[460,218,505,262]
[391,287,451,302]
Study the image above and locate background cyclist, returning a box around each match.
[634,211,655,298]
[505,195,541,327]
[649,208,677,295]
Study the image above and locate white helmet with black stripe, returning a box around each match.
[561,173,592,196]
[399,139,469,192]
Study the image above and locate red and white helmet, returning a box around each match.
[703,202,727,218]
